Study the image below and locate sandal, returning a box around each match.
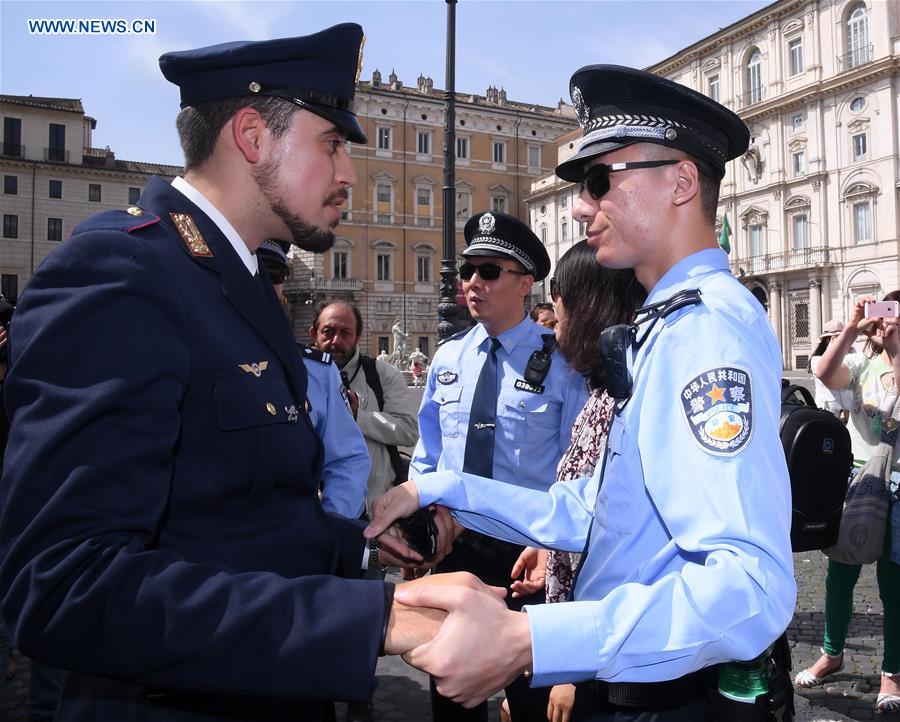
[876,673,900,714]
[794,650,844,689]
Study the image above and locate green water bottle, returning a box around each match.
[717,645,772,703]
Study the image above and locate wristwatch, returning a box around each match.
[368,538,380,570]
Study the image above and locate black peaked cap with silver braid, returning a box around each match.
[462,210,550,282]
[556,64,749,183]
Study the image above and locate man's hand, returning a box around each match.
[384,572,505,655]
[395,576,533,708]
[365,481,421,540]
[547,683,576,722]
[509,546,548,598]
[377,526,425,568]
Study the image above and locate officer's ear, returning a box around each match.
[672,159,700,207]
[519,274,534,299]
[232,107,265,164]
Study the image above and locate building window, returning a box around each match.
[417,130,431,156]
[853,201,871,242]
[376,253,392,281]
[792,151,805,177]
[340,188,353,221]
[850,96,865,112]
[749,223,764,257]
[560,219,568,242]
[747,50,763,104]
[852,133,867,161]
[48,123,66,162]
[48,217,63,241]
[847,4,869,69]
[333,249,349,279]
[128,187,140,205]
[456,136,469,160]
[491,195,506,213]
[377,126,392,151]
[375,298,392,313]
[3,175,16,194]
[560,194,568,209]
[416,254,431,283]
[791,113,804,132]
[88,183,101,202]
[708,75,720,102]
[49,179,62,198]
[418,337,430,358]
[3,117,22,157]
[456,190,471,222]
[492,141,505,164]
[415,187,432,227]
[792,298,810,344]
[375,182,392,224]
[528,145,540,169]
[788,38,804,76]
[1,274,18,304]
[377,337,389,355]
[3,214,18,238]
[792,214,808,250]
[540,225,547,243]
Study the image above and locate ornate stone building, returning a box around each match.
[529,0,899,371]
[285,72,577,357]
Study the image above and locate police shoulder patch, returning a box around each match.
[437,370,458,385]
[680,365,753,456]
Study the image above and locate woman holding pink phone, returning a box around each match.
[795,291,900,713]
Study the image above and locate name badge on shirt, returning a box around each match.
[680,365,753,456]
[514,378,544,395]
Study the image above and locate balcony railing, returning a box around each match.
[740,85,765,108]
[2,143,24,157]
[732,245,830,275]
[44,147,69,163]
[292,275,363,292]
[839,44,873,71]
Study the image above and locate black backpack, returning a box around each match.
[359,355,411,486]
[780,383,852,552]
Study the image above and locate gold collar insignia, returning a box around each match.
[171,213,213,257]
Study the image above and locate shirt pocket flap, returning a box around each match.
[500,389,550,414]
[216,373,294,431]
[434,385,463,406]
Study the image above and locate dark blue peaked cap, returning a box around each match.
[159,23,368,144]
[556,65,749,183]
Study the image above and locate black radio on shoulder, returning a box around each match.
[601,324,636,400]
[524,333,557,387]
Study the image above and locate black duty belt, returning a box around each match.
[584,666,715,710]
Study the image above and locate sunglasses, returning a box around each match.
[579,159,681,200]
[549,277,560,302]
[459,262,529,282]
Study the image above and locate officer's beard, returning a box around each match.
[253,155,335,254]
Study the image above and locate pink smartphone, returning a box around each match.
[864,300,900,318]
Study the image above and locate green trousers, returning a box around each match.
[823,520,900,673]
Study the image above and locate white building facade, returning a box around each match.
[528,0,900,370]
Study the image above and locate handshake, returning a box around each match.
[363,482,535,709]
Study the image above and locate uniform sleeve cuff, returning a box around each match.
[379,581,396,656]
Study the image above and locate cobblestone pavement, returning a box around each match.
[1,553,893,722]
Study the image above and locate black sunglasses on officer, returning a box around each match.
[578,159,681,200]
[459,261,529,282]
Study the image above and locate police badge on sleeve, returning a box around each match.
[680,366,753,456]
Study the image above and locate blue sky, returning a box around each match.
[2,0,771,166]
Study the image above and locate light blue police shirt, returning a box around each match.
[413,248,796,687]
[410,314,588,491]
[302,347,370,518]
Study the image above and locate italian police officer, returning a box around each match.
[369,66,796,721]
[409,210,588,722]
[0,25,458,722]
[256,239,371,519]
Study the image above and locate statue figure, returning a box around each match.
[741,140,762,183]
[390,319,409,367]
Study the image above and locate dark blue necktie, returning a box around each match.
[463,337,502,477]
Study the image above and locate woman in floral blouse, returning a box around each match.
[508,241,644,722]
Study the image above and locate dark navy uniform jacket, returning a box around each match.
[0,176,387,722]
